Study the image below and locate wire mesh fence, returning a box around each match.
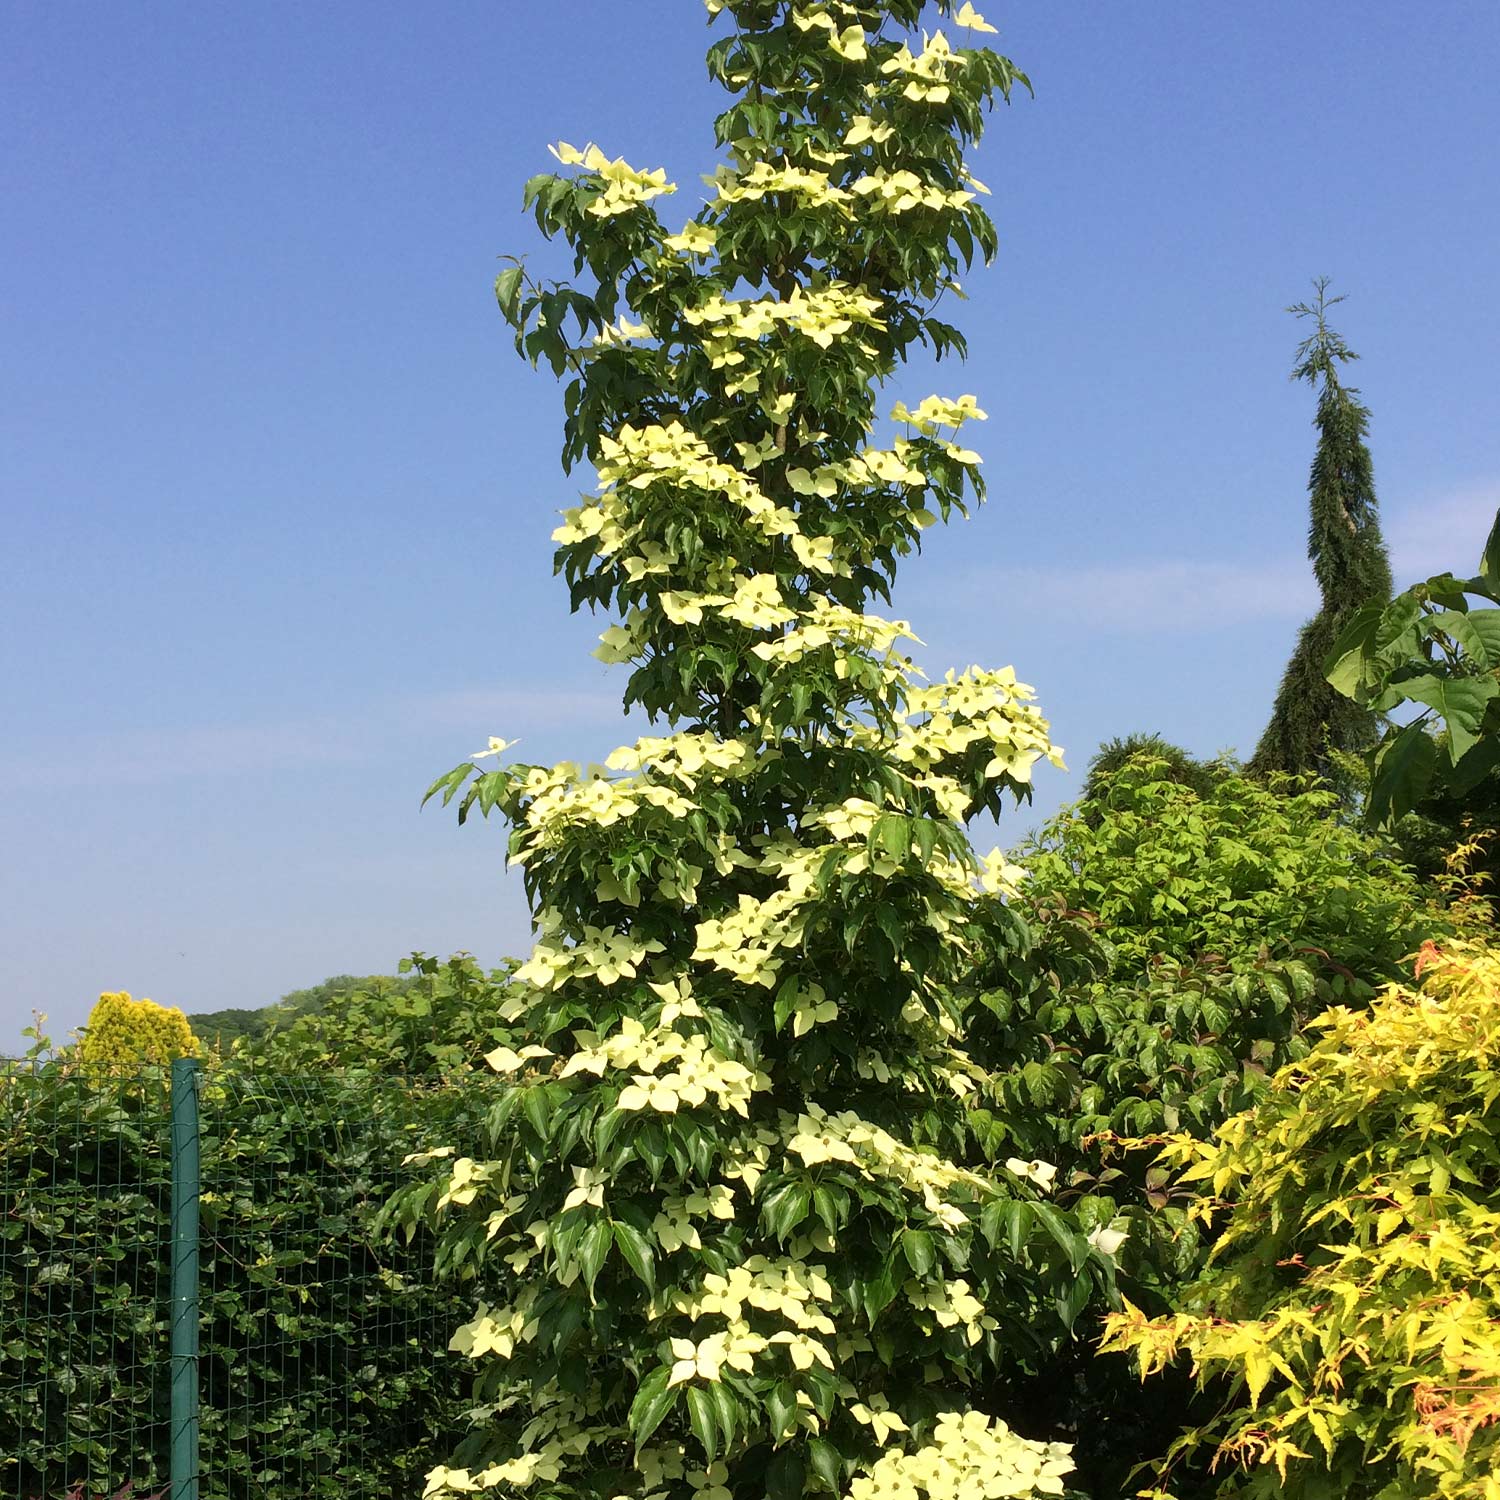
[0,1057,480,1500]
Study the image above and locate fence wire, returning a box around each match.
[0,1060,477,1500]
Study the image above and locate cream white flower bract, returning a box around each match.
[1086,1223,1129,1257]
[954,1,999,33]
[1004,1157,1059,1192]
[471,736,518,760]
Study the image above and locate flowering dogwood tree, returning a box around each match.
[407,4,1118,1496]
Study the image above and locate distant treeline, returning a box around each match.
[188,972,416,1047]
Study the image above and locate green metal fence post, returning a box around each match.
[170,1058,201,1500]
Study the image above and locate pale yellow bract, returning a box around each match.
[954,2,999,34]
[850,167,975,215]
[548,140,676,217]
[878,31,967,106]
[662,221,717,256]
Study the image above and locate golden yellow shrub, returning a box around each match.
[1101,940,1500,1500]
[77,990,199,1072]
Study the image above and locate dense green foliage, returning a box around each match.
[0,963,512,1500]
[956,755,1447,1496]
[1080,735,1226,806]
[1251,281,1393,788]
[1018,758,1433,984]
[248,956,518,1074]
[189,972,417,1048]
[1103,939,1500,1500]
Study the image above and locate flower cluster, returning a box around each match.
[878,30,967,105]
[705,159,849,211]
[791,4,869,62]
[511,919,665,990]
[890,392,988,434]
[783,1104,990,1230]
[682,281,886,361]
[851,168,975,215]
[691,839,828,986]
[849,1412,1074,1500]
[905,1277,998,1347]
[869,665,1066,782]
[548,140,675,217]
[556,1014,769,1118]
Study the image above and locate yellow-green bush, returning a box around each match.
[1101,940,1500,1500]
[76,991,199,1071]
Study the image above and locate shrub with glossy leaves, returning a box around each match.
[1,1005,489,1500]
[1102,940,1500,1500]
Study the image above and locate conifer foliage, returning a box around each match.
[76,990,199,1072]
[405,4,1117,1497]
[1251,280,1393,785]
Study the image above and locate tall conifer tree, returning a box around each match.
[1250,280,1393,784]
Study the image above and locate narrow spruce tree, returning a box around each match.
[1250,279,1393,786]
[396,5,1122,1499]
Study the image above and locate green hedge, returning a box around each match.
[0,1056,486,1500]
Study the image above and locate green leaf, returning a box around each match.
[421,762,476,809]
[611,1220,656,1294]
[520,1085,553,1142]
[628,1366,678,1449]
[1031,1200,1090,1275]
[981,1197,1031,1258]
[1324,602,1385,697]
[578,1218,612,1297]
[1475,506,1500,594]
[1055,1270,1093,1331]
[764,1380,798,1442]
[900,1227,936,1276]
[762,1181,811,1242]
[1391,673,1498,761]
[686,1385,718,1461]
[1449,734,1500,797]
[634,1122,668,1181]
[773,975,801,1034]
[807,1436,842,1490]
[872,813,910,865]
[860,1254,901,1323]
[1425,609,1492,670]
[1369,721,1439,823]
[494,265,525,324]
[765,1450,805,1500]
[707,1383,739,1452]
[1464,608,1500,663]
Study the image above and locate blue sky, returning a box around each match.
[4,1,1497,1048]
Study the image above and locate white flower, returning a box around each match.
[1087,1223,1128,1257]
[1004,1156,1058,1191]
[954,2,999,33]
[472,736,518,760]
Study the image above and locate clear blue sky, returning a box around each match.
[4,1,1497,1047]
